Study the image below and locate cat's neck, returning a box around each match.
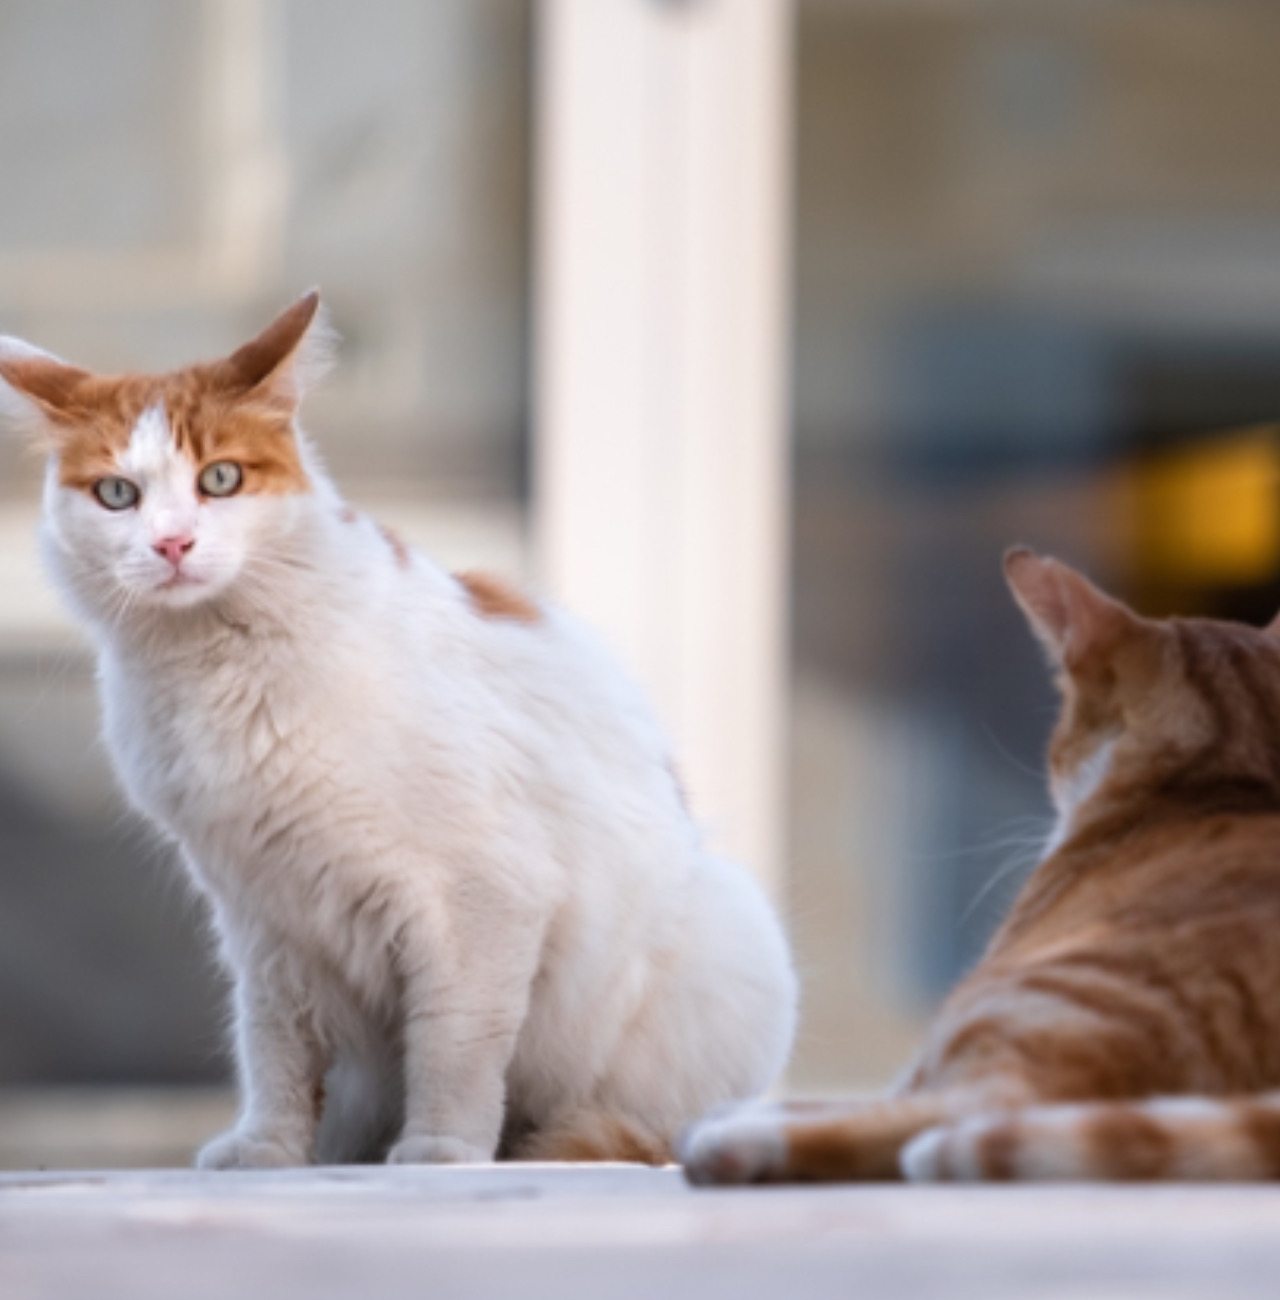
[1063,768,1280,854]
[995,783,1280,951]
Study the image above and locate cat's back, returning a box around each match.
[369,542,681,782]
[917,809,1280,1099]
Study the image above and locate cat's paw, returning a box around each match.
[196,1128,306,1170]
[679,1108,786,1186]
[386,1134,491,1165]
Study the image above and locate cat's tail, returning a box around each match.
[902,1096,1280,1181]
[681,1094,960,1184]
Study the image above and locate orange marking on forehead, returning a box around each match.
[455,571,541,625]
[158,368,307,495]
[46,365,308,496]
[44,373,161,489]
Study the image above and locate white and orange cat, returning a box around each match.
[686,550,1280,1182]
[0,292,797,1168]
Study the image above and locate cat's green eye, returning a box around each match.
[93,477,140,511]
[199,461,243,498]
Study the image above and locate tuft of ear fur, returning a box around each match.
[1004,547,1137,670]
[0,337,93,446]
[215,289,336,411]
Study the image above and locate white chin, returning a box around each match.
[142,576,219,609]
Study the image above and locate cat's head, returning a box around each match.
[1006,547,1280,847]
[0,292,332,620]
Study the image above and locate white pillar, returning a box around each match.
[533,0,793,897]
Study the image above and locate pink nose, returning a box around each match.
[153,536,195,567]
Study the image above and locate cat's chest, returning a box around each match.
[100,644,335,830]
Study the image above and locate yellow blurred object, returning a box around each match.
[1127,427,1280,588]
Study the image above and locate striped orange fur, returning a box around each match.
[685,548,1280,1183]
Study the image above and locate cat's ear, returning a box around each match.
[214,289,335,411]
[0,337,94,447]
[1004,547,1137,670]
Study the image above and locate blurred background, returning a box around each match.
[3,0,1280,1166]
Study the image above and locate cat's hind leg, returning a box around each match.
[680,1093,963,1184]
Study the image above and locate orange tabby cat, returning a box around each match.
[684,547,1280,1182]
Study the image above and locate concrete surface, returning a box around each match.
[2,1164,1279,1300]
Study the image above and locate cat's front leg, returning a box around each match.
[386,907,543,1165]
[198,963,326,1170]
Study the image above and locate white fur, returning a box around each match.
[1043,738,1116,857]
[18,362,798,1168]
[898,1125,953,1180]
[680,1109,788,1185]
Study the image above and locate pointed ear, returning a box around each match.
[215,290,335,410]
[0,337,95,445]
[1004,547,1137,669]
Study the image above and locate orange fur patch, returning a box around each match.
[456,571,540,625]
[518,1115,671,1165]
